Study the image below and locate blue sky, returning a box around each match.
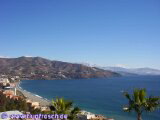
[0,0,160,69]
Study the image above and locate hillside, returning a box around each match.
[0,57,120,80]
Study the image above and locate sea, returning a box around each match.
[20,76,160,120]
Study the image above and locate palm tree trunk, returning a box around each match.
[137,113,142,120]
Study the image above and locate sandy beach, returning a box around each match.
[16,81,51,107]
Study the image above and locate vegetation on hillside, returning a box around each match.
[0,91,41,114]
[0,57,120,80]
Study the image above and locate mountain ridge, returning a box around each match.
[0,57,120,80]
[102,66,160,76]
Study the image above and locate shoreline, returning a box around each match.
[16,81,51,107]
[16,80,109,119]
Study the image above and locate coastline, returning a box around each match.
[16,81,50,107]
[16,80,110,120]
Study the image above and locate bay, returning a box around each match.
[20,76,160,120]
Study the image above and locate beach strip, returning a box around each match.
[16,81,50,107]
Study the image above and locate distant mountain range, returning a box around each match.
[102,67,160,76]
[0,57,120,80]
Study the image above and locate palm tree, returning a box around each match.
[67,107,81,120]
[123,88,160,120]
[51,98,81,120]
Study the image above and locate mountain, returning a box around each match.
[0,57,120,80]
[102,67,160,76]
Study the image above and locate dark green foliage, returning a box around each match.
[15,98,28,111]
[5,97,16,110]
[123,88,160,120]
[0,91,41,114]
[0,92,7,111]
[50,98,81,120]
[68,107,81,120]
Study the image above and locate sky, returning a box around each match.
[0,0,160,69]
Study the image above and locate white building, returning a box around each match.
[0,78,10,86]
[78,111,96,120]
[0,78,9,83]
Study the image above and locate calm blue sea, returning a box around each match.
[20,76,160,120]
